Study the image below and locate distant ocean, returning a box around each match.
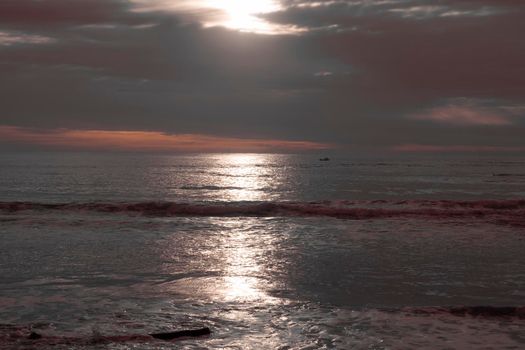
[1,152,524,349]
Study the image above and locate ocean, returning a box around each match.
[1,152,524,349]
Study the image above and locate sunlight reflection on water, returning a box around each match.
[161,154,282,304]
[213,217,280,304]
[222,219,267,302]
[158,216,279,305]
[214,153,276,201]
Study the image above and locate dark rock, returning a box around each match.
[450,306,525,318]
[28,332,42,340]
[149,327,211,340]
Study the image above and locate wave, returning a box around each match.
[492,173,525,177]
[179,185,245,191]
[1,306,523,347]
[374,199,525,210]
[401,306,525,319]
[1,200,524,223]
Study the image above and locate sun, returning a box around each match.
[205,0,283,34]
[131,0,293,34]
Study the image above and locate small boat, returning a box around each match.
[319,157,330,161]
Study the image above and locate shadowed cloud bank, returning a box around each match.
[0,0,524,152]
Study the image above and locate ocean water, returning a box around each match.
[0,152,524,349]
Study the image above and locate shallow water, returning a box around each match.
[1,153,524,203]
[1,153,524,349]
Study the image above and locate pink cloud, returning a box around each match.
[0,126,333,152]
[393,144,525,153]
[412,104,512,126]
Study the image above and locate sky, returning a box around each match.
[0,0,524,153]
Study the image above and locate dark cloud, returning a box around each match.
[0,0,524,152]
[263,0,525,148]
[264,0,525,98]
[0,0,134,28]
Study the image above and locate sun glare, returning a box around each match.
[205,0,283,34]
[131,0,296,34]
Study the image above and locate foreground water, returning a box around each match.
[0,153,524,349]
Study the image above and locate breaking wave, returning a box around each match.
[401,306,525,319]
[1,306,523,348]
[1,199,524,223]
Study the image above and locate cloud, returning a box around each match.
[130,0,300,34]
[411,100,514,126]
[0,0,524,152]
[0,126,332,152]
[388,5,505,20]
[0,2,339,144]
[0,0,133,28]
[0,30,56,46]
[393,144,525,153]
[314,70,333,76]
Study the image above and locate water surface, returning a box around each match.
[1,153,524,349]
